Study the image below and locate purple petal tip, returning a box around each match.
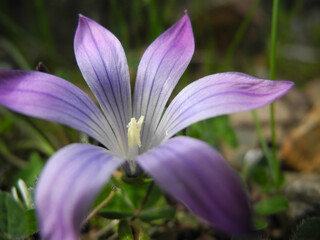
[77,14,88,24]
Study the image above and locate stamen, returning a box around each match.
[127,116,144,148]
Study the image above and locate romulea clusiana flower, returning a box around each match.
[0,13,293,239]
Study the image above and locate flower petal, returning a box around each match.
[74,15,131,150]
[152,72,293,147]
[0,70,120,152]
[136,136,251,234]
[133,14,194,150]
[36,143,125,240]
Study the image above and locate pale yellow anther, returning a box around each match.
[127,116,144,148]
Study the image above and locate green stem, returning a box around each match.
[131,181,154,220]
[251,111,274,180]
[84,190,116,224]
[269,0,280,185]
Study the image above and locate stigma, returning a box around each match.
[127,116,144,149]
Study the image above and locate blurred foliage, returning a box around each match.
[0,0,319,83]
[186,116,238,149]
[0,192,37,239]
[95,174,175,222]
[254,196,289,215]
[292,217,320,240]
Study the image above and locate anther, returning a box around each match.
[127,116,144,148]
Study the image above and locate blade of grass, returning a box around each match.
[269,0,280,186]
[0,140,28,169]
[147,0,163,41]
[0,38,31,70]
[109,0,129,49]
[0,107,55,155]
[220,0,261,71]
[0,10,39,44]
[33,0,55,56]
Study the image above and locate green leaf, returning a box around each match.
[0,115,13,134]
[187,116,238,149]
[254,196,289,215]
[250,166,269,186]
[25,209,38,235]
[121,179,161,209]
[99,209,133,219]
[0,192,28,238]
[14,152,43,187]
[253,218,268,230]
[98,191,134,219]
[118,220,134,240]
[292,217,320,240]
[96,183,134,220]
[96,176,172,222]
[140,206,175,221]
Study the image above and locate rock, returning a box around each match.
[282,172,320,222]
[286,201,314,222]
[283,172,320,206]
[280,87,311,123]
[281,105,320,172]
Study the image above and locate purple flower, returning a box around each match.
[0,14,293,239]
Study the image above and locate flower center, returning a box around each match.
[127,116,144,149]
[125,116,144,175]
